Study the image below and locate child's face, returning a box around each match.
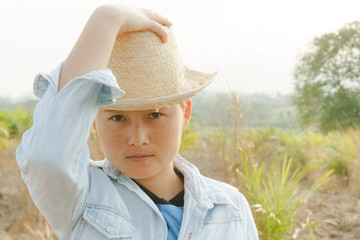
[94,102,191,180]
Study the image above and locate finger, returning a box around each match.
[154,15,173,27]
[148,21,169,43]
[142,8,173,27]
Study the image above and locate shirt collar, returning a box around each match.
[174,155,238,209]
[89,158,121,179]
[93,155,233,209]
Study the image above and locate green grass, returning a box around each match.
[0,107,33,149]
[232,153,332,239]
[197,126,355,239]
[2,106,357,239]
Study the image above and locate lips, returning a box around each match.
[126,154,153,162]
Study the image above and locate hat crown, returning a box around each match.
[107,28,186,99]
[105,27,216,111]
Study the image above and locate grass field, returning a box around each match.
[0,107,360,239]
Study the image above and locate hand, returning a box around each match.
[58,4,172,92]
[113,5,173,42]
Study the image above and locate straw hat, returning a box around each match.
[105,26,216,110]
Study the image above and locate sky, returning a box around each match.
[1,0,360,101]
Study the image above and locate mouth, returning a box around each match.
[126,154,154,162]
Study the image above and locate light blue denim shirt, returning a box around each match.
[16,63,259,240]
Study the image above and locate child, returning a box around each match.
[16,4,258,240]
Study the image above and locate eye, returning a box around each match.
[111,115,125,121]
[148,112,163,119]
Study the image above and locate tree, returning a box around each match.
[293,21,360,132]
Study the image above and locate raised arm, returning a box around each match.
[58,4,172,91]
[16,5,171,238]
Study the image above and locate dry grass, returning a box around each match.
[0,128,111,239]
[0,139,57,239]
[348,129,360,198]
[1,125,360,239]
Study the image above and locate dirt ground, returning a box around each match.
[303,189,360,239]
[0,140,359,239]
[186,150,360,240]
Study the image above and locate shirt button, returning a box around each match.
[106,225,114,233]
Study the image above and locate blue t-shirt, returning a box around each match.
[134,169,184,240]
[156,202,183,239]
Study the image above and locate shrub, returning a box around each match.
[180,121,199,152]
[234,153,332,239]
[0,107,33,138]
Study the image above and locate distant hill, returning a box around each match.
[1,92,302,129]
[191,91,302,129]
[0,98,38,111]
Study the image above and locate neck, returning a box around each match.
[135,162,184,201]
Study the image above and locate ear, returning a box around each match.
[92,120,99,141]
[92,121,97,131]
[182,100,192,130]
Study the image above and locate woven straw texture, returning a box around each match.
[105,27,216,110]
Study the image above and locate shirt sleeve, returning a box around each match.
[238,192,259,239]
[16,62,124,238]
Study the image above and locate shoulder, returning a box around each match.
[199,175,258,237]
[202,176,239,195]
[200,175,249,209]
[175,155,249,208]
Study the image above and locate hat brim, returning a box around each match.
[103,67,217,111]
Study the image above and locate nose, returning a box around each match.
[127,123,150,146]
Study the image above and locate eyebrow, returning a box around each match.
[103,109,163,112]
[102,109,124,114]
[101,109,166,114]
